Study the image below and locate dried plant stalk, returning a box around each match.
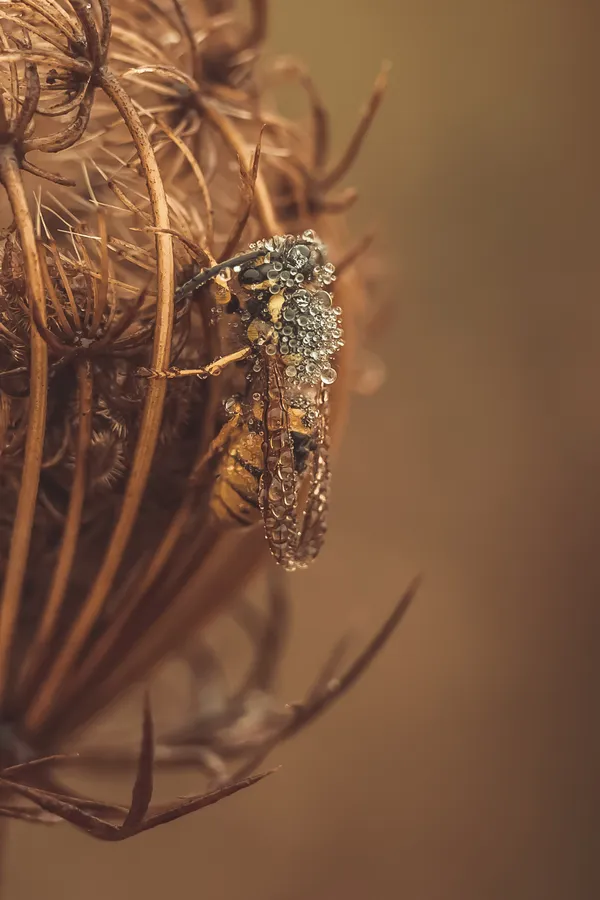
[0,0,412,842]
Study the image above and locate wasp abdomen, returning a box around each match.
[210,427,263,528]
[210,422,318,530]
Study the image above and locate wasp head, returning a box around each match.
[237,231,330,298]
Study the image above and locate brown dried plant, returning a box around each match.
[0,0,415,843]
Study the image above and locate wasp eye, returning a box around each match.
[239,267,262,286]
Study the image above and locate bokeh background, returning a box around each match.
[6,1,600,897]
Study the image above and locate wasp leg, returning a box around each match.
[138,346,252,380]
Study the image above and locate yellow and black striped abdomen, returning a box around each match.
[210,426,263,528]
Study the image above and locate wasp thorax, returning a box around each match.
[236,232,344,388]
[276,287,343,387]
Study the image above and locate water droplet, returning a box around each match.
[272,523,289,542]
[316,290,332,308]
[269,482,283,501]
[321,367,337,384]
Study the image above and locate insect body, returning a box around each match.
[144,231,343,570]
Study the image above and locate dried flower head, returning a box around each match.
[0,0,414,841]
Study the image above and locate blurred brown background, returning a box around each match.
[7,1,600,897]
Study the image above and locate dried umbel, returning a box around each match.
[0,0,414,841]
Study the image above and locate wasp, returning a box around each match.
[141,231,343,570]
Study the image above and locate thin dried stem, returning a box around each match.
[0,149,49,711]
[235,0,268,54]
[231,577,420,781]
[203,103,279,235]
[334,231,375,276]
[49,530,267,742]
[47,240,82,329]
[154,117,214,247]
[56,414,240,708]
[37,242,74,337]
[1,703,273,838]
[272,59,330,170]
[220,128,262,259]
[16,362,93,700]
[90,213,110,334]
[25,67,175,737]
[318,63,389,191]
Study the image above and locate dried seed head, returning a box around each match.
[0,0,400,839]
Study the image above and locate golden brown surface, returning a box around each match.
[6,1,600,897]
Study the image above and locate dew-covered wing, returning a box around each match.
[295,386,332,567]
[259,353,300,569]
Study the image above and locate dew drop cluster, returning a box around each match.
[235,231,344,388]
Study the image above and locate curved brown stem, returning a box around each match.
[20,160,75,187]
[17,361,93,703]
[203,103,279,235]
[70,0,105,67]
[335,231,376,276]
[97,0,112,57]
[53,410,242,712]
[317,63,389,191]
[154,117,214,247]
[0,149,49,710]
[17,0,82,43]
[220,129,262,259]
[235,0,268,53]
[25,66,175,737]
[13,61,40,142]
[23,89,94,153]
[171,0,201,82]
[0,50,92,78]
[50,528,267,743]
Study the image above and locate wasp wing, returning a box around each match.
[294,386,332,567]
[259,352,300,569]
